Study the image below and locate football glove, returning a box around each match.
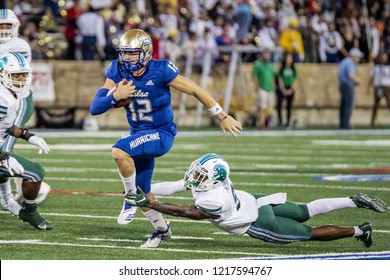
[28,135,50,154]
[0,155,24,176]
[124,187,150,207]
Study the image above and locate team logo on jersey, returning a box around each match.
[146,80,154,86]
[213,164,227,182]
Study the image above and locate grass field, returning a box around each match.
[1,129,390,260]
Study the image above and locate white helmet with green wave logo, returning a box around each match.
[184,153,230,191]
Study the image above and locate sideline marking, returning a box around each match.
[245,251,390,260]
[315,174,390,182]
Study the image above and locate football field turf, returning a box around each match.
[1,129,390,260]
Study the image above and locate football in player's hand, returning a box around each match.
[107,80,132,108]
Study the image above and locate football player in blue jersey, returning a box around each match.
[90,29,242,248]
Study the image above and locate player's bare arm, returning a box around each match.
[125,187,220,220]
[148,201,220,220]
[170,75,242,137]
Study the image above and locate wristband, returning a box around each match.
[219,113,228,122]
[20,128,35,141]
[208,103,223,116]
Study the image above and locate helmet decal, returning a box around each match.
[213,164,227,182]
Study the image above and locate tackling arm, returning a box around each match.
[125,187,220,220]
[148,201,220,220]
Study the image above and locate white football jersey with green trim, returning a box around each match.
[0,84,19,146]
[193,179,259,235]
[0,37,31,63]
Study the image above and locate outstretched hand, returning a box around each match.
[124,187,150,207]
[220,115,242,137]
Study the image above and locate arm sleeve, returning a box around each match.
[89,88,117,115]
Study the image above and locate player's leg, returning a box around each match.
[151,179,186,196]
[307,193,388,216]
[135,157,171,248]
[0,177,21,215]
[4,92,51,205]
[247,204,371,246]
[1,152,53,230]
[113,129,175,226]
[246,205,312,243]
[112,146,137,224]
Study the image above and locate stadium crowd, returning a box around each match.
[4,0,390,64]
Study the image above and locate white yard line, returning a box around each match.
[0,239,275,257]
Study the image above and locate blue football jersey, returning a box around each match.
[105,59,180,132]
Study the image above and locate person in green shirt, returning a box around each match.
[276,52,298,128]
[251,48,275,130]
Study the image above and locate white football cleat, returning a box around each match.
[1,194,22,216]
[140,222,171,248]
[14,180,51,205]
[117,200,137,225]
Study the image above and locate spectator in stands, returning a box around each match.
[215,21,235,63]
[337,48,363,130]
[319,22,342,63]
[368,16,381,62]
[257,17,278,60]
[276,52,298,129]
[279,18,304,62]
[234,0,253,44]
[20,21,44,60]
[340,24,359,61]
[76,5,106,61]
[251,48,275,130]
[163,31,182,63]
[299,16,319,63]
[159,2,178,39]
[277,0,298,32]
[194,27,218,65]
[366,51,390,127]
[64,0,84,60]
[312,11,328,37]
[189,7,214,38]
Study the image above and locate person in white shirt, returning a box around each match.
[319,22,342,63]
[126,153,388,248]
[0,52,52,230]
[366,51,390,127]
[76,5,106,61]
[0,9,50,214]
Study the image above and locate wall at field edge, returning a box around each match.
[27,60,390,129]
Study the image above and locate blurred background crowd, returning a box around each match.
[2,0,390,64]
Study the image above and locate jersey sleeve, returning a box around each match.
[105,61,122,83]
[0,96,8,119]
[161,59,180,84]
[195,198,223,216]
